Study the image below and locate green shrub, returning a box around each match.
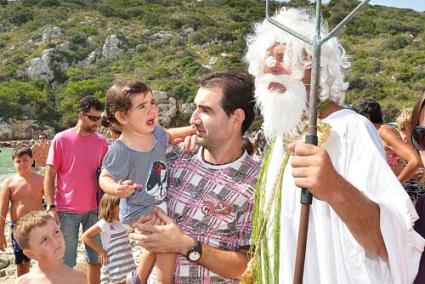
[8,8,33,25]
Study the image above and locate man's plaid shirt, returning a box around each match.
[167,146,260,283]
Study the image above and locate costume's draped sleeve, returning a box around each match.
[339,113,424,283]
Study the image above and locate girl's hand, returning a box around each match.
[183,134,199,152]
[99,250,108,266]
[115,179,135,197]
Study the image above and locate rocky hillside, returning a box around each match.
[0,0,424,137]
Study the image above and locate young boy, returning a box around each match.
[13,211,86,284]
[0,144,44,276]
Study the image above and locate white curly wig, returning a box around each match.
[245,8,350,105]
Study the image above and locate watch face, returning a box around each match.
[189,251,201,261]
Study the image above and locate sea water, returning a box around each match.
[0,148,14,176]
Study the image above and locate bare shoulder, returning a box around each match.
[1,175,15,190]
[380,124,401,141]
[15,272,40,284]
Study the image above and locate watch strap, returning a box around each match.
[46,204,56,212]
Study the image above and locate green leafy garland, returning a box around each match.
[242,140,290,284]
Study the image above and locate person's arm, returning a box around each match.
[0,179,11,251]
[44,165,59,223]
[289,143,388,260]
[165,125,196,144]
[99,169,134,198]
[381,127,421,182]
[130,208,249,279]
[81,224,107,265]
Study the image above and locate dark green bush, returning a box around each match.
[8,8,33,25]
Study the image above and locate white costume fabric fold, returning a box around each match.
[263,108,424,283]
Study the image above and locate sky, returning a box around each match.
[277,0,425,12]
[317,0,425,12]
[369,0,424,12]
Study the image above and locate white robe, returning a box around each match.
[263,108,425,283]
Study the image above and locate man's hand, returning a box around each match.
[289,143,388,259]
[130,208,195,255]
[288,143,342,202]
[0,234,6,251]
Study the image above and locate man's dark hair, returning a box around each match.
[200,70,256,134]
[353,99,384,124]
[78,96,104,113]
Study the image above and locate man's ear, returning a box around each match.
[232,108,245,129]
[23,249,35,260]
[115,111,128,125]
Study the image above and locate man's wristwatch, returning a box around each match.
[186,240,202,262]
[46,204,56,212]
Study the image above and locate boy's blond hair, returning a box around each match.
[13,211,55,249]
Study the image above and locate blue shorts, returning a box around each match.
[58,210,101,267]
[11,222,30,265]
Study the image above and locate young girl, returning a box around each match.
[82,194,135,284]
[99,80,195,283]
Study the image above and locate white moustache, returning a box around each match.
[255,74,296,94]
[255,74,307,140]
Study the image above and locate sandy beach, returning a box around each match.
[0,174,142,283]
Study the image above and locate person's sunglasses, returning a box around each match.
[84,113,102,122]
[412,125,425,151]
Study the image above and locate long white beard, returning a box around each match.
[255,74,307,140]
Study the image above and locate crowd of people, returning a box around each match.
[1,7,425,284]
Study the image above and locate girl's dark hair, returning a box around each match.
[105,80,152,126]
[98,194,120,223]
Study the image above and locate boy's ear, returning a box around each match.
[115,111,128,125]
[23,249,35,260]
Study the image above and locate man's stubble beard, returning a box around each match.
[195,135,216,152]
[83,123,97,135]
[255,74,308,140]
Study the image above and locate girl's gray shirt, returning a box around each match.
[102,125,168,224]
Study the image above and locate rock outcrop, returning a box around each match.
[41,25,64,43]
[0,119,55,141]
[153,91,178,127]
[102,35,122,59]
[26,48,56,82]
[26,46,69,82]
[0,121,12,141]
